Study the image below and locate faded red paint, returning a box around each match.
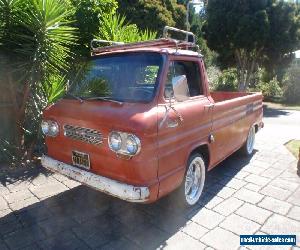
[43,47,263,203]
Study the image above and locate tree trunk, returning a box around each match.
[235,49,258,91]
[7,73,22,148]
[7,71,31,161]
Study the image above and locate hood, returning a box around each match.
[43,99,158,134]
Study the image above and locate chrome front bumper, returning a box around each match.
[41,155,150,202]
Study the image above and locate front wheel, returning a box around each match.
[176,153,206,206]
[241,125,256,156]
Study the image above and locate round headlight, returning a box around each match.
[109,132,122,151]
[41,120,59,137]
[126,135,140,155]
[41,121,50,135]
[49,122,59,136]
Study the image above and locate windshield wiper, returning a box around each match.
[85,96,123,105]
[64,93,84,103]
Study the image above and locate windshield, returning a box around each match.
[67,52,164,103]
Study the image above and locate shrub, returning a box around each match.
[283,66,300,104]
[206,66,221,90]
[214,68,238,91]
[0,0,77,164]
[98,14,157,43]
[256,77,283,99]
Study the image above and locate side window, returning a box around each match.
[165,61,203,98]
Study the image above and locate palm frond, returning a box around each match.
[13,0,77,76]
[98,13,157,43]
[44,74,66,104]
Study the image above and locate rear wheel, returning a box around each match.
[177,153,206,206]
[241,125,256,156]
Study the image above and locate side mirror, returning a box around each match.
[172,75,189,102]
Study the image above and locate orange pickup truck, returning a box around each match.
[41,27,263,206]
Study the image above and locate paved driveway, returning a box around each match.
[0,107,299,250]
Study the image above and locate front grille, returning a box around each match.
[63,125,103,145]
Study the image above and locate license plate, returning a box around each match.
[72,151,90,170]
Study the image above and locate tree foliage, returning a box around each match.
[0,0,77,162]
[190,9,217,67]
[214,68,238,92]
[70,0,118,57]
[256,77,283,99]
[283,66,300,103]
[0,0,77,89]
[98,13,156,43]
[116,0,186,33]
[264,1,300,77]
[203,0,300,90]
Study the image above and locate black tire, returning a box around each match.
[240,126,256,156]
[175,153,207,207]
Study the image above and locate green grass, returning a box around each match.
[285,140,300,159]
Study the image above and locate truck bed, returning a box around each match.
[210,91,258,103]
[207,90,263,168]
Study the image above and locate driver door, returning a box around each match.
[157,58,212,198]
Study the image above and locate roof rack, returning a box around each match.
[91,26,199,55]
[91,39,125,50]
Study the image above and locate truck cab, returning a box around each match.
[41,28,263,206]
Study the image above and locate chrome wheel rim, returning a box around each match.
[185,157,205,205]
[247,126,255,154]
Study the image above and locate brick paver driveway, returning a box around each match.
[0,106,299,250]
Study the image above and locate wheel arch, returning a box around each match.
[189,143,210,170]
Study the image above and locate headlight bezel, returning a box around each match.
[41,120,59,137]
[108,131,141,156]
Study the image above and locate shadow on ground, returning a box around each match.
[0,150,256,250]
[263,105,291,118]
[0,164,51,187]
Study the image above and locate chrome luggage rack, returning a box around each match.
[91,26,200,55]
